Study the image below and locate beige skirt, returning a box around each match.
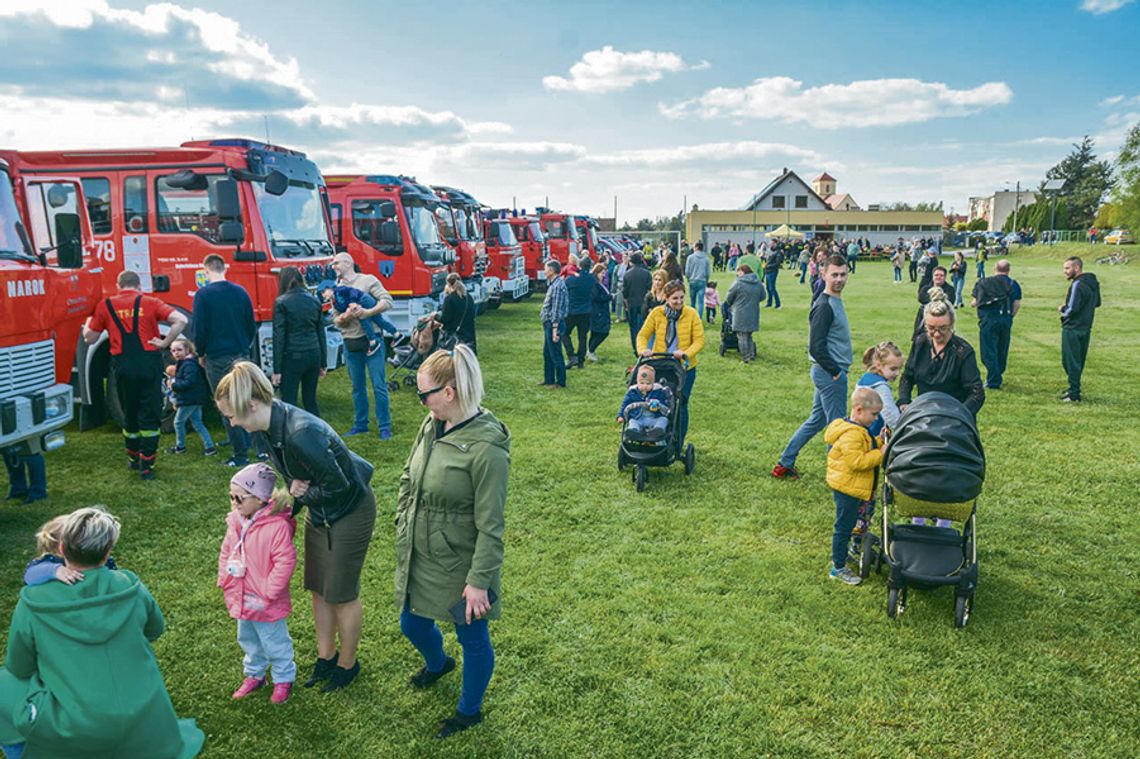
[303,489,377,603]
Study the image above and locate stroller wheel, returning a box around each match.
[719,342,726,357]
[887,586,907,619]
[404,375,417,387]
[635,465,647,493]
[387,381,399,393]
[683,443,695,475]
[954,594,973,629]
[617,450,627,471]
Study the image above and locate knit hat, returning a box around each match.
[230,463,277,503]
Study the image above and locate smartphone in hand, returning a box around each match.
[448,587,498,625]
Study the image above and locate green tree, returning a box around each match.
[1043,136,1115,229]
[1111,122,1140,233]
[967,217,988,231]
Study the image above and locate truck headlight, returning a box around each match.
[43,394,69,420]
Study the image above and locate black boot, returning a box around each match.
[435,711,483,739]
[410,656,456,689]
[303,652,338,688]
[321,660,360,693]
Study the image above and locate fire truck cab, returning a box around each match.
[574,216,601,263]
[538,211,579,268]
[325,174,453,334]
[503,212,547,290]
[482,211,528,303]
[17,139,341,429]
[0,151,101,456]
[430,186,491,311]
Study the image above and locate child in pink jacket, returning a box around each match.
[218,463,297,704]
[704,282,720,324]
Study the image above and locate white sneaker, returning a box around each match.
[828,566,862,585]
[587,351,598,363]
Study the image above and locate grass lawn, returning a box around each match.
[2,242,1137,757]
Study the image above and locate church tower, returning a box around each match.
[812,172,836,198]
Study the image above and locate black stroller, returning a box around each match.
[386,318,432,393]
[872,392,984,628]
[616,354,696,492]
[718,305,738,356]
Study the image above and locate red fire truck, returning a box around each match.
[574,215,601,263]
[0,151,101,456]
[503,212,548,289]
[539,211,579,268]
[17,139,340,429]
[325,174,453,334]
[482,211,528,303]
[430,186,491,310]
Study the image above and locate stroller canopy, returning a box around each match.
[885,392,985,503]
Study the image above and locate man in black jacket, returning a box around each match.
[1058,256,1101,402]
[622,253,652,354]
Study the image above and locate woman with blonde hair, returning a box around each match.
[898,294,985,416]
[438,272,476,353]
[636,280,705,451]
[643,268,669,316]
[395,345,510,739]
[214,361,376,693]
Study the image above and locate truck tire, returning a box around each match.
[106,365,126,428]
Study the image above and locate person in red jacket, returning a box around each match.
[83,270,188,480]
[218,463,298,704]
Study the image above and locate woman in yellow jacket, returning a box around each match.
[636,280,704,451]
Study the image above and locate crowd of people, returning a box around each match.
[0,227,1105,753]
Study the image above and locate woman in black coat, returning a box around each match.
[899,296,985,417]
[272,266,326,416]
[438,273,477,353]
[912,265,959,340]
[215,361,376,693]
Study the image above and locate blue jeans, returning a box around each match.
[832,490,862,568]
[952,274,966,306]
[679,368,696,452]
[4,453,45,501]
[893,266,902,282]
[400,603,495,717]
[978,314,1012,388]
[237,618,296,683]
[688,280,706,310]
[205,354,251,461]
[779,364,848,469]
[764,272,780,307]
[627,306,644,355]
[344,343,391,432]
[628,415,668,433]
[543,321,566,386]
[976,262,985,278]
[173,405,214,450]
[800,263,808,283]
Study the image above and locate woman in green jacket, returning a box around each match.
[0,507,204,759]
[395,344,510,740]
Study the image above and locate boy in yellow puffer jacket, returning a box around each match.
[823,387,884,585]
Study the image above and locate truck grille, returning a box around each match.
[0,340,55,399]
[511,255,525,279]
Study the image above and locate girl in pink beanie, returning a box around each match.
[218,463,298,704]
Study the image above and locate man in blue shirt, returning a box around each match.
[191,254,256,466]
[540,260,569,388]
[971,259,1022,390]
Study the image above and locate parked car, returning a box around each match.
[1103,228,1133,245]
[1002,233,1021,245]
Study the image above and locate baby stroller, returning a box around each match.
[873,392,984,628]
[386,317,432,393]
[616,354,696,492]
[718,305,738,356]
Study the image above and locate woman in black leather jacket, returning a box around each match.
[271,266,326,416]
[215,361,376,693]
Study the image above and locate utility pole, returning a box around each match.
[682,194,687,241]
[1011,180,1020,236]
[614,195,618,230]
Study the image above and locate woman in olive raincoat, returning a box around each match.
[395,344,510,740]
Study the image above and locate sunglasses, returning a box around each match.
[926,324,953,334]
[230,493,256,504]
[417,385,446,404]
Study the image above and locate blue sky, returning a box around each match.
[0,0,1136,223]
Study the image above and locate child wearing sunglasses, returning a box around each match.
[218,463,297,704]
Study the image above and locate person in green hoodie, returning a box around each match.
[0,507,204,759]
[395,344,510,740]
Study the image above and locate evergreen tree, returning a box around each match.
[1043,136,1115,229]
[1111,123,1140,233]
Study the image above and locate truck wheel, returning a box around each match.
[106,366,126,428]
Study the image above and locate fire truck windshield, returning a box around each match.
[490,221,518,247]
[405,204,449,266]
[0,172,34,260]
[527,221,545,244]
[455,207,482,242]
[252,181,333,259]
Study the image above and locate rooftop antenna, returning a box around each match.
[264,115,271,144]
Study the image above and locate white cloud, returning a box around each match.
[1079,0,1134,14]
[543,46,708,93]
[1101,95,1125,105]
[660,76,1013,128]
[587,141,825,169]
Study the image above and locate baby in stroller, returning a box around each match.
[319,279,401,356]
[617,365,672,439]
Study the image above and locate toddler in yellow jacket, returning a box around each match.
[822,387,884,586]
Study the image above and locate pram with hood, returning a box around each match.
[718,303,739,356]
[616,354,696,492]
[386,315,436,393]
[873,392,984,627]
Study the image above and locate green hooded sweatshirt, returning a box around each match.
[395,410,510,623]
[0,568,204,759]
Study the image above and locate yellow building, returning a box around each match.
[684,169,943,248]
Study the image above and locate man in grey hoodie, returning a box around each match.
[684,242,712,311]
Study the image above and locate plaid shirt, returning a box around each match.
[540,276,569,324]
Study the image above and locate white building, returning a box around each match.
[968,190,1039,231]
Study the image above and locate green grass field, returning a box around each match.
[2,243,1138,758]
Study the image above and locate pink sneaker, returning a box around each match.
[270,682,293,704]
[231,676,265,700]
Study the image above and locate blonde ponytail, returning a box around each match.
[214,361,274,418]
[420,343,484,419]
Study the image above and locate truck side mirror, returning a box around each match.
[47,184,73,209]
[377,200,397,219]
[219,221,245,245]
[166,170,208,191]
[264,170,289,196]
[53,212,83,269]
[379,220,401,247]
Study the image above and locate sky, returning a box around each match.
[0,0,1137,225]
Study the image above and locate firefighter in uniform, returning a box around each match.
[83,270,188,480]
